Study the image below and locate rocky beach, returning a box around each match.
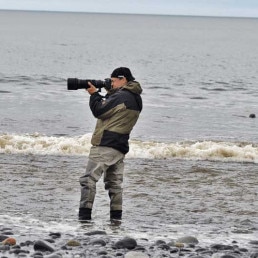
[1,223,258,258]
[0,222,258,258]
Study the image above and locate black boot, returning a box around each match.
[110,210,122,220]
[78,208,92,221]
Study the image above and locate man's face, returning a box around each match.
[111,77,127,89]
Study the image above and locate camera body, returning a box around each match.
[67,78,112,91]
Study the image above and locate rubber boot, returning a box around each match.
[110,210,122,220]
[78,208,92,221]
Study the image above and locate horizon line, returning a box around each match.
[0,8,258,19]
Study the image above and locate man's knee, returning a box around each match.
[79,175,96,187]
[105,181,122,191]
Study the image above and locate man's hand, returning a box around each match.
[86,82,97,95]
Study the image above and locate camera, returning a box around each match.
[67,78,112,91]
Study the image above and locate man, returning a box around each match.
[79,67,143,222]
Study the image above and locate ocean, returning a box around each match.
[0,10,258,250]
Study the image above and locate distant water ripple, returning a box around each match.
[0,75,65,86]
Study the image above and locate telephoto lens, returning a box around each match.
[67,78,112,91]
[67,78,90,90]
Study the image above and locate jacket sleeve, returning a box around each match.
[89,91,126,119]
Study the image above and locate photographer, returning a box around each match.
[79,67,143,222]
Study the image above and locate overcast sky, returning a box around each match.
[0,0,258,18]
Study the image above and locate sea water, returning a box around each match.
[0,10,258,246]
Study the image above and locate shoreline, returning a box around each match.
[1,222,258,258]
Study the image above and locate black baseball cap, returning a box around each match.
[111,67,135,81]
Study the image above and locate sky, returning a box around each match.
[0,0,258,18]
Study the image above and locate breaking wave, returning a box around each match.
[1,133,258,163]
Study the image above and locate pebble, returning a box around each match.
[84,230,107,236]
[114,237,138,249]
[0,235,9,241]
[125,251,149,258]
[66,239,81,246]
[89,238,107,246]
[2,237,16,245]
[0,227,257,258]
[44,254,62,258]
[34,240,55,252]
[177,235,199,244]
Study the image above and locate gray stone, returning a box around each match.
[115,237,137,250]
[211,244,234,251]
[34,240,55,252]
[45,254,62,258]
[90,238,106,246]
[0,235,9,241]
[85,230,107,236]
[250,240,258,245]
[250,252,258,258]
[124,251,149,258]
[220,255,238,258]
[0,245,10,251]
[176,236,199,244]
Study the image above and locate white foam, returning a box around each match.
[0,133,258,163]
[0,133,92,155]
[0,214,77,234]
[128,139,258,162]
